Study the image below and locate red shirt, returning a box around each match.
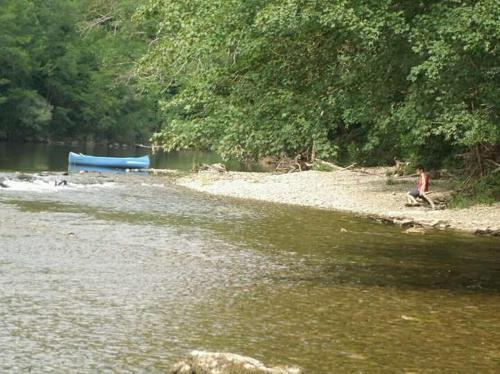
[417,173,430,192]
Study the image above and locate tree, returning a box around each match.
[135,0,499,168]
[0,0,159,143]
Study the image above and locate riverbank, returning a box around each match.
[177,168,500,236]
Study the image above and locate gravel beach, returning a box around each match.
[177,169,500,235]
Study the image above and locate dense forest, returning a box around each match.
[1,0,499,174]
[0,0,158,143]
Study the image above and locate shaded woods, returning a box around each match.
[0,0,158,143]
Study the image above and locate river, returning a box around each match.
[0,142,258,172]
[0,145,499,372]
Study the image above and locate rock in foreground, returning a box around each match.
[169,351,303,374]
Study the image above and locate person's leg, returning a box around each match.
[420,192,435,209]
[407,191,418,205]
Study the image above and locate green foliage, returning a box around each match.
[134,0,499,170]
[0,0,159,143]
[449,173,500,208]
[312,160,334,172]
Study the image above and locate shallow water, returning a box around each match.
[0,172,499,372]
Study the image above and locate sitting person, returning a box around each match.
[407,164,435,209]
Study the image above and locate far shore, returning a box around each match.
[176,168,500,236]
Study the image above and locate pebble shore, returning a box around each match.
[177,169,500,236]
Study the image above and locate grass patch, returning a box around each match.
[449,173,500,208]
[312,160,334,172]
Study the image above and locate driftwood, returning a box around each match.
[193,163,227,173]
[485,158,500,173]
[258,154,360,173]
[394,159,409,176]
[311,160,357,171]
[275,155,308,173]
[457,143,500,176]
[405,191,451,210]
[341,162,357,170]
[425,191,452,204]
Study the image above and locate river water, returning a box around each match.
[0,148,499,372]
[0,142,256,172]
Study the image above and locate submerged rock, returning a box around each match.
[404,226,426,234]
[169,351,302,374]
[0,177,9,188]
[475,228,500,237]
[14,172,36,182]
[393,218,414,227]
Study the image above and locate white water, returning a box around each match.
[1,177,116,193]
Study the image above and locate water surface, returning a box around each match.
[0,172,499,373]
[0,142,256,172]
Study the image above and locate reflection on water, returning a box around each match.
[67,164,150,175]
[0,173,499,372]
[0,142,260,172]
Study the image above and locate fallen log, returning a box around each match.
[314,159,342,170]
[341,162,357,170]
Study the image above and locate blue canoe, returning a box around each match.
[68,152,150,169]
